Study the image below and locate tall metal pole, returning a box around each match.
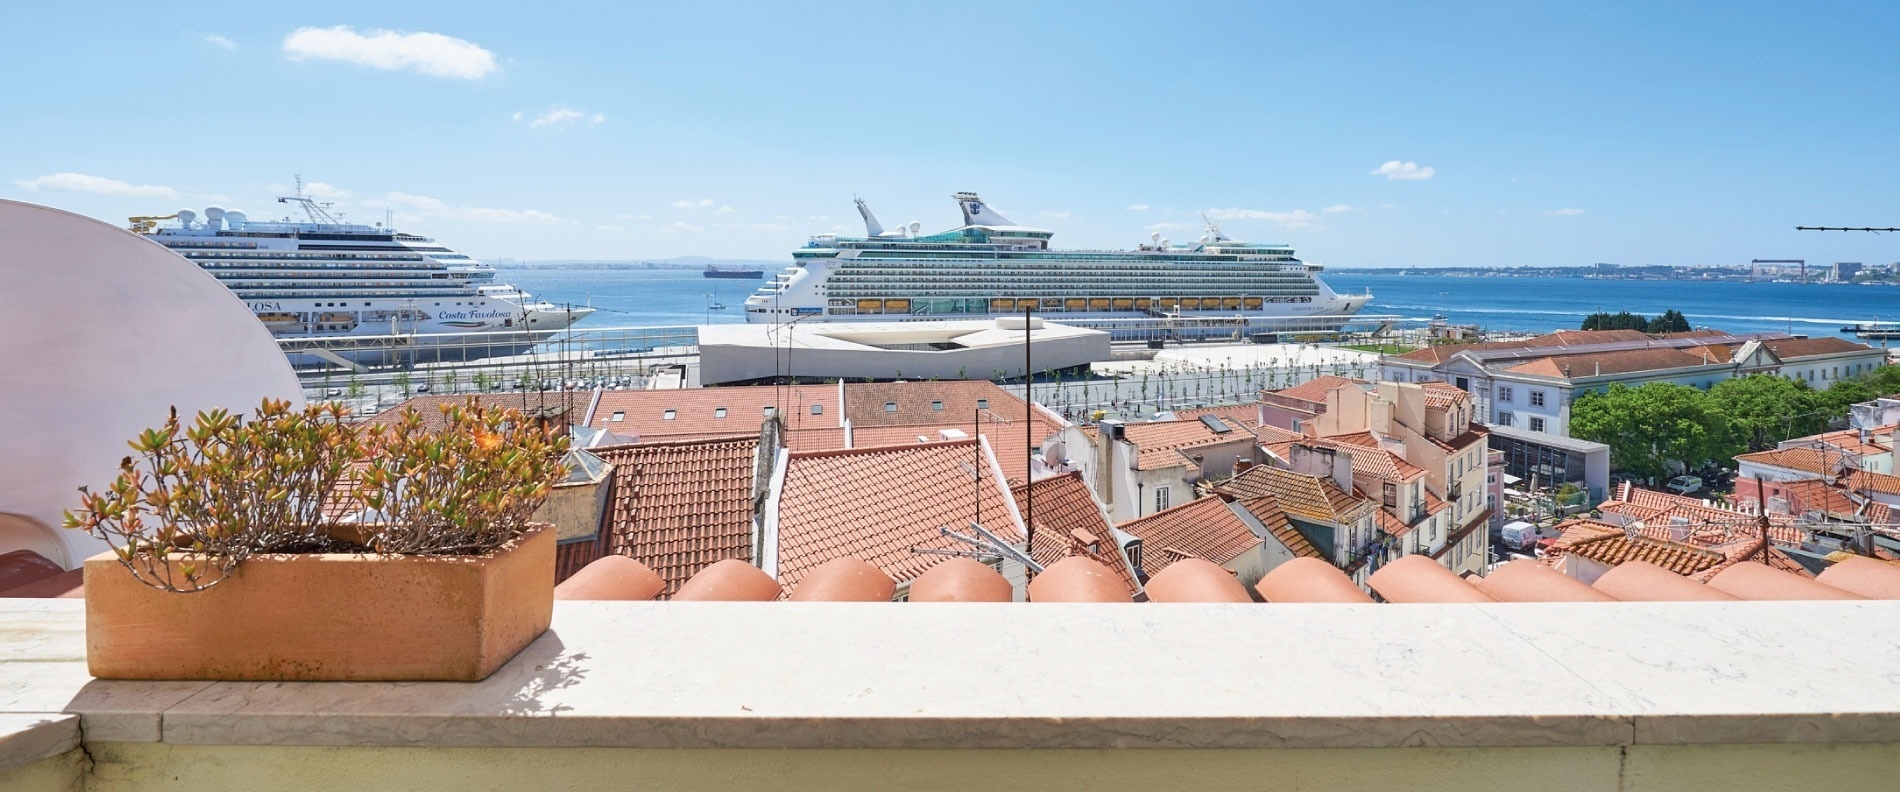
[1023,303,1034,574]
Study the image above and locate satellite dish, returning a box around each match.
[1150,231,1161,242]
[909,221,921,236]
[224,210,246,229]
[0,200,303,568]
[177,209,197,228]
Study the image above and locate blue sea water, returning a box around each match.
[497,266,1900,341]
[1323,273,1900,341]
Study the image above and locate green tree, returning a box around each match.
[1646,310,1691,333]
[1571,382,1728,479]
[393,371,413,397]
[1706,374,1822,452]
[1863,364,1900,397]
[1821,377,1876,417]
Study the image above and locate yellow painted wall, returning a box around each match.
[0,748,85,792]
[76,741,1900,792]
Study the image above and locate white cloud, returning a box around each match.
[752,223,791,232]
[200,33,237,50]
[1321,204,1357,214]
[717,205,736,214]
[595,225,625,232]
[1126,204,1150,212]
[518,107,605,129]
[14,172,180,199]
[1370,160,1435,180]
[1040,210,1071,219]
[1202,207,1322,231]
[1543,208,1586,216]
[281,26,497,80]
[672,198,715,209]
[659,221,703,233]
[512,111,522,122]
[370,192,560,224]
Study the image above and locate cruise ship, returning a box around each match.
[745,192,1371,336]
[131,189,592,365]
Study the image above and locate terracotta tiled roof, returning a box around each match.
[1391,340,1521,364]
[1562,527,1726,577]
[1014,474,1140,596]
[1696,539,1815,582]
[591,384,842,441]
[844,380,1039,429]
[1762,337,1877,359]
[1527,329,1654,346]
[1844,469,1900,496]
[1118,420,1234,471]
[1373,508,1412,537]
[1502,347,1717,379]
[1419,381,1471,409]
[1216,465,1374,525]
[773,439,1023,594]
[367,394,583,432]
[1682,344,1735,363]
[1324,431,1382,448]
[1229,496,1321,559]
[1118,496,1262,576]
[1271,375,1365,405]
[1795,429,1892,457]
[1312,439,1426,482]
[1174,403,1264,429]
[595,437,761,596]
[1736,448,1849,477]
[1251,423,1303,445]
[848,425,1042,484]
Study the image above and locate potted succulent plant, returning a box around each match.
[66,397,569,682]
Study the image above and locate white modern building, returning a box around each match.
[697,316,1110,385]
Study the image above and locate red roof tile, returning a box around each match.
[1118,496,1263,576]
[1216,465,1375,525]
[1502,347,1717,379]
[595,437,762,596]
[1012,473,1141,597]
[1271,375,1365,405]
[1117,420,1235,471]
[592,384,842,442]
[1762,336,1877,359]
[367,393,583,432]
[774,439,1023,594]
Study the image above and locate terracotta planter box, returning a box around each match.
[84,525,554,682]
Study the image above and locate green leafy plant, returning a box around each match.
[64,397,570,592]
[63,399,362,592]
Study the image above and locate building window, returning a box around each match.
[885,402,897,412]
[1497,411,1514,427]
[1529,416,1546,432]
[976,399,989,410]
[1383,482,1397,507]
[1154,487,1171,512]
[763,406,775,416]
[714,408,728,419]
[811,404,823,415]
[1498,386,1513,403]
[610,411,624,422]
[1529,390,1546,408]
[931,400,944,411]
[662,410,676,421]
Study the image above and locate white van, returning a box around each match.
[1500,521,1540,552]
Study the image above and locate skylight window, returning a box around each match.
[763,406,775,416]
[885,402,897,412]
[811,404,823,415]
[976,399,989,410]
[714,407,728,419]
[610,411,624,422]
[663,410,676,421]
[931,400,944,411]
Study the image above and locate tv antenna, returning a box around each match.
[1795,226,1900,233]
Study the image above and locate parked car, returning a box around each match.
[1666,475,1704,495]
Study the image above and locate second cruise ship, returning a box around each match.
[133,187,592,365]
[745,192,1370,334]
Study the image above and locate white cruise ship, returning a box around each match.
[745,192,1371,335]
[132,189,592,364]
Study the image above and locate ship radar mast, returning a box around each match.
[276,174,343,226]
[1200,212,1231,243]
[854,196,887,237]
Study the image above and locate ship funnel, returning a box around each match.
[953,192,1016,227]
[203,206,226,231]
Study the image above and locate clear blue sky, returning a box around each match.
[5,1,1898,267]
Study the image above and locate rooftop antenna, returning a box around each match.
[1796,226,1900,233]
[277,174,342,225]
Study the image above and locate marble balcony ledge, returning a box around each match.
[2,598,1900,764]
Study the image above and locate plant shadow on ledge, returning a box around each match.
[64,397,571,682]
